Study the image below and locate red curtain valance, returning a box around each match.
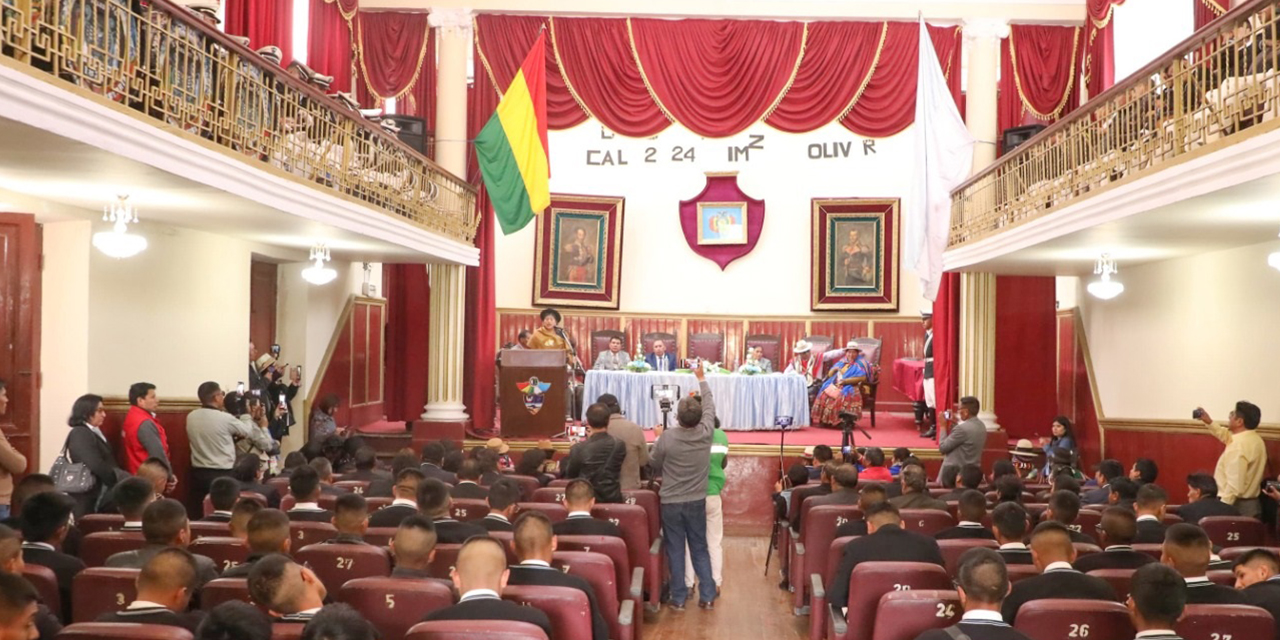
[1084,0,1124,99]
[475,14,963,139]
[1196,0,1229,30]
[355,12,432,110]
[308,0,354,94]
[999,24,1082,141]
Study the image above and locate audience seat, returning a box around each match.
[517,502,567,522]
[503,585,592,640]
[272,623,306,640]
[202,492,268,516]
[266,477,291,497]
[279,494,298,511]
[295,543,392,594]
[190,536,249,574]
[1219,546,1280,561]
[1131,543,1164,559]
[1023,503,1049,520]
[190,521,232,539]
[489,531,520,565]
[1012,600,1134,640]
[1086,569,1136,599]
[290,522,338,549]
[938,539,999,576]
[1073,542,1103,557]
[54,623,193,640]
[531,487,566,504]
[364,497,393,513]
[899,510,956,536]
[200,578,251,611]
[1072,510,1103,536]
[548,479,572,488]
[78,514,125,535]
[622,490,661,542]
[1207,570,1235,586]
[71,568,139,623]
[591,504,657,610]
[334,480,369,495]
[556,536,637,606]
[1006,565,1040,584]
[1200,516,1267,548]
[81,532,145,568]
[22,564,59,622]
[336,577,455,640]
[503,475,543,501]
[828,562,951,640]
[427,544,462,580]
[869,590,963,640]
[811,535,856,640]
[362,527,398,547]
[450,498,489,521]
[406,620,551,640]
[319,494,341,511]
[553,551,636,640]
[794,505,862,614]
[1177,604,1277,640]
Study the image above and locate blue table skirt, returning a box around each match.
[582,370,812,431]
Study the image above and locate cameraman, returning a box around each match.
[651,361,718,610]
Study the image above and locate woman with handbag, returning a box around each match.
[810,341,870,430]
[56,394,127,517]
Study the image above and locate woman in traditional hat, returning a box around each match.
[810,341,870,429]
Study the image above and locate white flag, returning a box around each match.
[907,18,975,301]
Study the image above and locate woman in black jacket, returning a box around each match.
[62,394,126,516]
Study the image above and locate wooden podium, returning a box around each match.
[499,349,567,439]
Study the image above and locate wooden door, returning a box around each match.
[249,260,278,352]
[0,213,41,474]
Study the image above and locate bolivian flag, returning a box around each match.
[475,32,550,235]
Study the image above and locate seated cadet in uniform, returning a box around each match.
[113,476,157,531]
[993,503,1033,565]
[833,483,888,539]
[203,477,240,523]
[368,468,423,528]
[1001,522,1119,623]
[322,493,370,545]
[97,547,205,631]
[1074,507,1155,573]
[286,466,334,523]
[309,458,344,497]
[940,464,985,502]
[0,573,40,640]
[389,515,447,584]
[916,547,1034,640]
[1126,564,1188,640]
[232,454,281,508]
[936,490,996,540]
[223,509,291,578]
[298,604,378,640]
[0,524,60,640]
[1162,523,1246,604]
[247,553,327,623]
[19,491,84,620]
[1132,484,1169,544]
[553,479,623,538]
[828,501,945,610]
[418,478,487,544]
[506,511,608,640]
[228,498,263,542]
[1043,490,1098,544]
[479,479,520,533]
[1233,548,1280,640]
[196,601,274,640]
[105,498,221,587]
[450,460,490,500]
[418,536,553,637]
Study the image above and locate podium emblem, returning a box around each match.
[517,377,552,415]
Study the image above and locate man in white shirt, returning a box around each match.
[915,547,1034,640]
[592,336,631,371]
[186,381,275,506]
[1125,563,1187,640]
[247,553,327,622]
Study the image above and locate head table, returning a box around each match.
[581,370,812,431]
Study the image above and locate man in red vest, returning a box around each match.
[121,383,170,476]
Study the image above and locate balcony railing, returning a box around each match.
[950,0,1280,250]
[0,0,478,243]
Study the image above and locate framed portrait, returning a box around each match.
[811,198,900,311]
[696,202,749,246]
[533,194,625,309]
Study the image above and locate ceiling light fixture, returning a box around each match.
[93,195,148,259]
[301,243,337,285]
[1087,253,1125,300]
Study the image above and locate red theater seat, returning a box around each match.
[78,514,125,535]
[1131,544,1164,560]
[272,623,306,640]
[503,585,592,640]
[502,475,542,501]
[363,527,398,547]
[1086,569,1137,598]
[22,565,59,621]
[531,487,565,504]
[81,532,146,568]
[553,551,636,640]
[334,480,369,494]
[190,537,249,574]
[407,620,550,640]
[870,590,963,640]
[200,578,251,611]
[289,522,337,549]
[280,495,297,511]
[365,497,393,513]
[427,544,462,580]
[1074,542,1103,557]
[1006,565,1040,584]
[938,538,999,576]
[1207,570,1234,586]
[1177,604,1277,640]
[1072,510,1103,537]
[55,623,193,640]
[295,543,392,594]
[1012,599,1134,640]
[556,536,636,606]
[899,510,956,536]
[189,521,232,539]
[266,477,291,498]
[336,577,455,640]
[450,499,489,521]
[71,568,139,622]
[1219,546,1280,561]
[591,503,657,611]
[831,562,952,640]
[622,489,661,542]
[1200,516,1267,548]
[794,505,862,615]
[516,502,567,522]
[548,479,572,488]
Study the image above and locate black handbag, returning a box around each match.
[50,438,96,494]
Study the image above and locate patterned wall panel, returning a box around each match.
[313,298,385,430]
[871,319,927,410]
[686,319,747,367]
[808,320,871,352]
[498,312,540,348]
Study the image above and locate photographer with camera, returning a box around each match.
[651,360,718,610]
[1196,401,1266,518]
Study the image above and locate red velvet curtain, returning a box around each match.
[931,272,960,433]
[354,12,432,112]
[308,0,355,93]
[474,15,587,129]
[999,25,1082,150]
[1196,0,1229,30]
[224,0,293,65]
[463,78,499,434]
[1084,0,1124,100]
[383,265,430,422]
[765,22,883,133]
[552,17,670,137]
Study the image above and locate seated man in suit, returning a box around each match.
[1178,473,1240,525]
[113,476,157,531]
[247,553,327,623]
[828,501,945,610]
[204,477,240,523]
[1108,478,1139,512]
[593,336,631,371]
[323,493,370,545]
[420,443,458,486]
[1133,484,1169,544]
[1001,522,1119,623]
[645,339,678,372]
[507,511,608,640]
[833,483,888,539]
[940,464,985,502]
[993,503,1034,565]
[419,478,487,544]
[0,524,60,640]
[1074,507,1155,573]
[285,466,334,523]
[105,499,221,587]
[479,480,520,533]
[223,508,291,578]
[450,460,490,500]
[0,573,40,640]
[19,491,85,619]
[799,464,860,534]
[231,454,281,508]
[309,458,344,497]
[389,515,445,582]
[228,498,262,543]
[1162,523,1246,604]
[936,490,995,540]
[1082,459,1125,506]
[1043,490,1098,545]
[889,466,949,511]
[369,468,424,528]
[97,547,204,631]
[917,548,1034,640]
[419,536,553,637]
[553,479,623,538]
[1129,564,1188,640]
[1233,548,1280,639]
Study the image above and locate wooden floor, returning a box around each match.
[644,536,806,640]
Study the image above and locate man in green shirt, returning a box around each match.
[685,419,729,596]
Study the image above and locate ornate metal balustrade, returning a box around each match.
[950,0,1280,249]
[0,0,478,243]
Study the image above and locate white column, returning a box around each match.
[429,7,472,177]
[959,272,1000,431]
[963,18,1009,171]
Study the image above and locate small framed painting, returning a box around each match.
[696,202,749,246]
[533,194,624,309]
[811,198,900,311]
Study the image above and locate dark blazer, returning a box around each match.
[421,464,458,486]
[240,480,281,508]
[1073,547,1155,573]
[451,482,489,500]
[1002,568,1118,623]
[433,518,488,544]
[97,606,204,632]
[391,566,455,588]
[478,515,514,532]
[828,525,945,609]
[508,563,608,640]
[1184,579,1247,605]
[105,543,220,586]
[1133,518,1166,545]
[1177,497,1239,524]
[64,424,125,515]
[998,547,1035,565]
[368,504,418,528]
[482,471,503,486]
[1081,485,1111,506]
[553,515,623,539]
[1243,578,1280,640]
[323,534,370,546]
[222,553,267,578]
[890,492,950,511]
[644,352,678,372]
[833,519,869,539]
[202,513,233,523]
[286,507,334,523]
[1064,527,1099,545]
[564,433,627,504]
[346,469,388,483]
[421,595,553,638]
[935,524,996,541]
[23,544,85,620]
[917,620,1035,640]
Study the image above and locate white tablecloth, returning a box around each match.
[582,370,811,431]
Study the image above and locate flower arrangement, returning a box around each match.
[737,362,763,376]
[625,356,651,373]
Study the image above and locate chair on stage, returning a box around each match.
[640,332,678,356]
[688,333,724,363]
[1012,600,1133,640]
[744,334,782,366]
[804,335,834,358]
[591,329,627,366]
[850,337,882,427]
